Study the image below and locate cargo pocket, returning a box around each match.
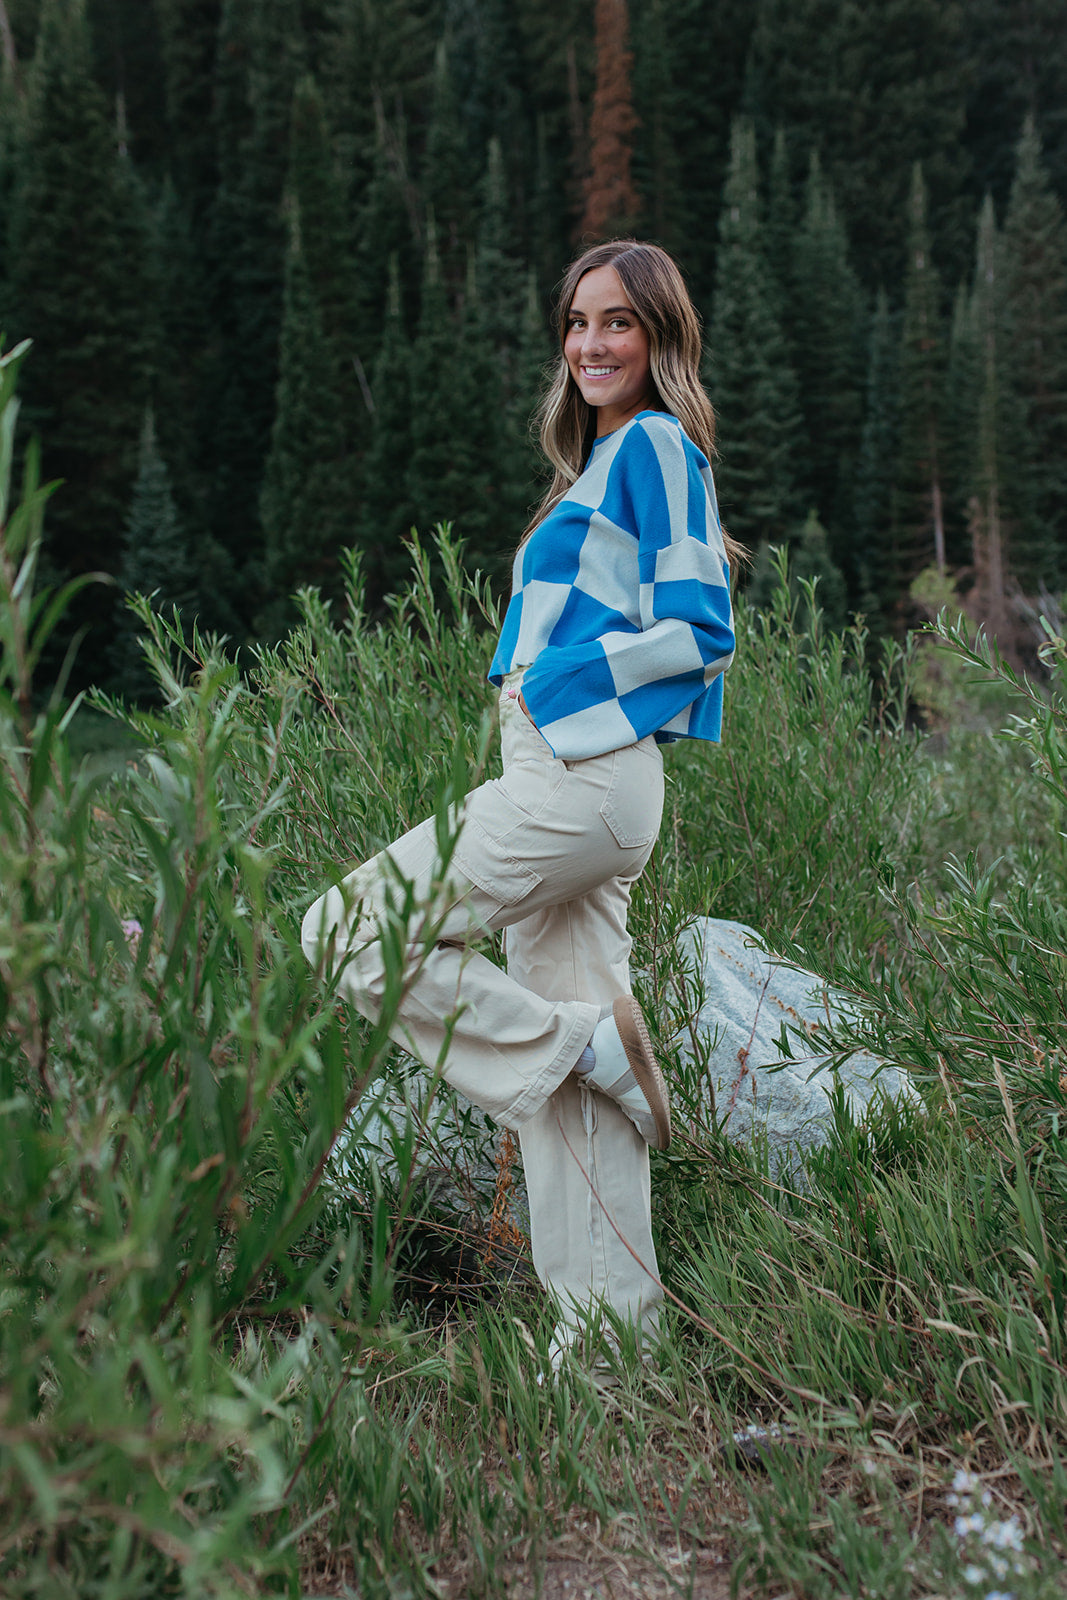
[599,743,664,850]
[498,731,566,816]
[451,785,544,907]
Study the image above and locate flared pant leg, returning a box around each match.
[507,877,663,1346]
[301,685,665,1334]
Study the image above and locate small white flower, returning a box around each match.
[956,1514,986,1538]
[988,1554,1009,1581]
[953,1469,980,1493]
[962,1564,986,1585]
[982,1520,1024,1552]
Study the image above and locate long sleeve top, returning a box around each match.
[488,409,735,760]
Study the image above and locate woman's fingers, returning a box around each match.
[506,684,535,723]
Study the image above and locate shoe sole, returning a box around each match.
[612,995,672,1150]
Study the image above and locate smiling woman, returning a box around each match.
[302,239,742,1375]
[564,265,653,435]
[529,240,746,572]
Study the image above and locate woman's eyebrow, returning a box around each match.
[568,305,635,317]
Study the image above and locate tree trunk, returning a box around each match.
[580,0,639,239]
[0,1,17,77]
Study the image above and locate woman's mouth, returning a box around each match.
[581,366,620,380]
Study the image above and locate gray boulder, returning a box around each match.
[327,918,914,1226]
[675,917,915,1171]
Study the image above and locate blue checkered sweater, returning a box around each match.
[489,410,735,760]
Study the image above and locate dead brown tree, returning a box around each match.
[579,0,639,240]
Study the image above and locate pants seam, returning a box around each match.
[503,1000,599,1128]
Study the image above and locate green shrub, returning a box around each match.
[652,548,932,968]
[0,348,471,1596]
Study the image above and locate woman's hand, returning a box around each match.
[507,685,535,723]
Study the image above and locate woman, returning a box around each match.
[302,239,740,1363]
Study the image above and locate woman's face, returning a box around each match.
[564,265,653,437]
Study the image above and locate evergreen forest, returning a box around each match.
[8,5,1067,1595]
[2,0,1067,688]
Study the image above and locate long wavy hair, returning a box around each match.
[526,239,745,572]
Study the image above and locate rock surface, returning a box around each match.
[330,918,914,1222]
[676,917,914,1172]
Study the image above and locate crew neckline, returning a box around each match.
[591,408,669,448]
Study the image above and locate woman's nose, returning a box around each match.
[581,323,606,356]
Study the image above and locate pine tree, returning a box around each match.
[155,0,222,220]
[529,108,566,288]
[967,195,1009,636]
[317,0,379,209]
[405,218,458,535]
[204,0,304,579]
[357,256,415,597]
[764,127,795,300]
[790,152,865,573]
[350,103,418,375]
[509,0,597,270]
[630,0,755,305]
[87,0,170,170]
[257,74,365,633]
[0,41,22,320]
[962,0,1067,206]
[477,141,546,540]
[853,290,901,626]
[892,164,948,589]
[423,39,472,276]
[8,0,153,671]
[477,135,521,346]
[791,508,848,631]
[454,245,514,577]
[627,0,681,247]
[744,0,971,285]
[0,0,27,62]
[114,409,198,697]
[706,117,802,551]
[942,276,980,564]
[998,117,1067,591]
[151,179,210,525]
[580,0,639,238]
[507,267,553,528]
[456,0,532,188]
[258,217,348,637]
[318,0,431,207]
[405,223,505,577]
[286,74,358,377]
[316,0,433,372]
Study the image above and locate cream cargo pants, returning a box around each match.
[301,674,666,1340]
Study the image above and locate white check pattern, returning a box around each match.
[489,411,735,760]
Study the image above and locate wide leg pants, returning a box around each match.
[301,675,666,1340]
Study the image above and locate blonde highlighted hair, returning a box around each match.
[527,239,745,572]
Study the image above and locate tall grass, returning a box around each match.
[0,349,471,1595]
[2,334,1067,1596]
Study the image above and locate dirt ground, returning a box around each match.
[490,1543,736,1599]
[304,1512,742,1598]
